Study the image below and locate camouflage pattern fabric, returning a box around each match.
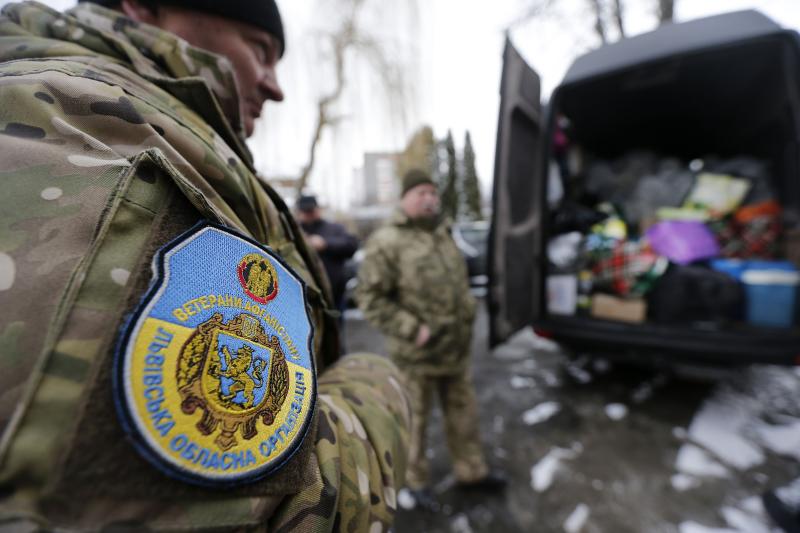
[0,1,409,530]
[355,210,477,376]
[404,369,488,490]
[356,210,487,489]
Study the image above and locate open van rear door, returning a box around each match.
[488,38,545,347]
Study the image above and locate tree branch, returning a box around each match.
[613,0,625,38]
[587,0,608,45]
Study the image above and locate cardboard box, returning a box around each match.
[591,294,647,323]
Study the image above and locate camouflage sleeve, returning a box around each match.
[268,353,411,532]
[355,236,420,341]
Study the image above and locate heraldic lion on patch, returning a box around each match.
[176,312,290,451]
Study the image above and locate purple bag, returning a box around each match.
[646,221,720,265]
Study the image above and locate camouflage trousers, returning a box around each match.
[402,367,488,489]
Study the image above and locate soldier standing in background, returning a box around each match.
[0,0,410,530]
[356,168,506,509]
[296,194,359,315]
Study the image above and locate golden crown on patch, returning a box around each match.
[114,223,316,487]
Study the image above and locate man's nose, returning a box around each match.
[260,67,284,102]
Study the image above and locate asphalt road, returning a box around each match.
[344,299,800,533]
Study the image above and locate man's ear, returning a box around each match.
[120,0,159,25]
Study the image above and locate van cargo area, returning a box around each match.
[490,11,800,366]
[545,14,800,364]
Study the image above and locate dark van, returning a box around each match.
[489,10,800,366]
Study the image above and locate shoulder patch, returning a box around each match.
[114,223,316,487]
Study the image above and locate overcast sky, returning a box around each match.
[5,0,800,208]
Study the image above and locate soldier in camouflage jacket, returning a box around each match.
[356,169,503,500]
[0,1,410,530]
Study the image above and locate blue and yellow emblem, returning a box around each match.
[114,223,316,486]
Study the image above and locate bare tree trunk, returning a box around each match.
[295,24,351,195]
[294,0,404,197]
[587,0,607,45]
[657,0,675,24]
[613,0,625,38]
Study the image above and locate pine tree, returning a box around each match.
[440,130,459,220]
[462,131,483,220]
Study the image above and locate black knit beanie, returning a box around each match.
[80,0,285,57]
[401,169,435,197]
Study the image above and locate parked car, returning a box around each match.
[489,11,800,366]
[452,221,490,288]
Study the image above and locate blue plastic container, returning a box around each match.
[710,259,747,280]
[741,267,800,328]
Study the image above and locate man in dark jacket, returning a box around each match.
[297,194,359,312]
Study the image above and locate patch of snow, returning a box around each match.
[675,444,729,478]
[494,328,544,360]
[511,359,539,374]
[541,370,562,388]
[531,332,561,353]
[739,496,765,515]
[673,427,688,440]
[397,488,415,510]
[450,513,473,533]
[566,364,592,384]
[671,473,701,492]
[756,420,800,461]
[563,503,590,532]
[522,401,561,425]
[684,393,764,470]
[678,522,738,533]
[776,478,800,507]
[605,403,628,420]
[511,375,537,389]
[591,479,604,491]
[720,506,771,533]
[530,447,579,492]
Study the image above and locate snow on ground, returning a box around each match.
[563,503,589,532]
[682,392,765,470]
[522,401,561,425]
[604,403,628,420]
[450,513,473,533]
[756,420,800,461]
[674,365,800,480]
[671,473,702,492]
[677,497,778,533]
[397,488,416,510]
[494,328,559,361]
[566,364,593,384]
[531,445,581,492]
[675,444,729,478]
[672,365,800,533]
[510,375,537,389]
[720,505,773,533]
[679,522,738,533]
